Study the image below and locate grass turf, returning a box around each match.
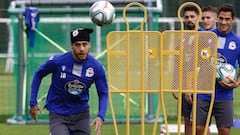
[0,122,239,135]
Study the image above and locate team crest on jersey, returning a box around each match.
[228,41,236,50]
[200,48,211,59]
[86,67,94,77]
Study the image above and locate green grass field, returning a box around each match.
[0,122,240,135]
[0,123,157,135]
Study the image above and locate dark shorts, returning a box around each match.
[196,99,233,128]
[182,94,192,117]
[49,109,91,135]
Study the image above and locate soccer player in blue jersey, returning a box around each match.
[178,5,216,135]
[196,4,240,135]
[196,6,218,135]
[181,6,200,135]
[201,6,217,31]
[183,6,203,31]
[29,28,108,135]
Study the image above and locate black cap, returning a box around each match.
[70,28,93,43]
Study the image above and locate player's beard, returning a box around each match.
[72,51,88,61]
[187,22,195,30]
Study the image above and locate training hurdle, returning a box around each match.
[107,2,162,135]
[107,2,218,135]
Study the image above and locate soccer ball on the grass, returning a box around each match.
[89,0,115,27]
[216,63,236,83]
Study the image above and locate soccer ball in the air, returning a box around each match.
[216,63,236,83]
[89,0,115,27]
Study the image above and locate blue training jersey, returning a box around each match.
[30,52,108,120]
[198,28,240,100]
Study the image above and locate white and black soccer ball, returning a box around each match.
[216,63,236,83]
[89,0,115,27]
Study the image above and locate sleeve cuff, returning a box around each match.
[97,115,105,121]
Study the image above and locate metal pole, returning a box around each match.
[16,12,25,122]
[147,0,154,121]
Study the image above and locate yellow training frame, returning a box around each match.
[107,2,218,135]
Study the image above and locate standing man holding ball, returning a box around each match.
[196,4,240,135]
[29,28,108,135]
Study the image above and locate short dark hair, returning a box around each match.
[202,6,217,13]
[183,6,199,15]
[217,4,235,18]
